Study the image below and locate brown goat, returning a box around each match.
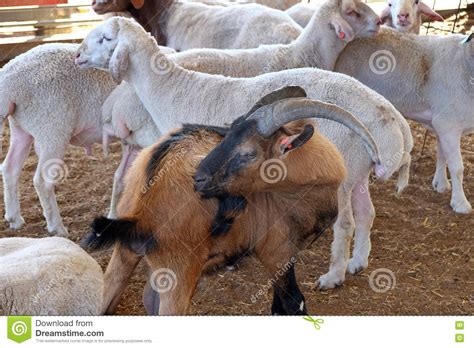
[83,87,380,315]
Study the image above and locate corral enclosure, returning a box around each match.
[0,0,473,316]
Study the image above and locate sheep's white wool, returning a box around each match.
[0,237,103,315]
[336,27,473,214]
[0,44,117,236]
[77,17,414,290]
[164,1,302,51]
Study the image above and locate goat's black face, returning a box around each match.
[195,118,262,198]
[194,117,314,198]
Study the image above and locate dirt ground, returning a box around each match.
[0,7,473,316]
[0,121,472,316]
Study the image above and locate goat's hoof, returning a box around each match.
[451,199,472,214]
[48,225,69,237]
[317,273,344,290]
[432,177,451,193]
[5,215,25,230]
[347,258,368,275]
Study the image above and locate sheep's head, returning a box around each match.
[76,17,142,82]
[194,86,380,198]
[332,0,382,40]
[380,0,443,33]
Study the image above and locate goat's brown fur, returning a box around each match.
[99,122,346,315]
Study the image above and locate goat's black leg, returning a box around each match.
[272,264,307,315]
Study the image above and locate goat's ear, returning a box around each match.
[380,6,392,23]
[131,0,145,9]
[277,124,314,158]
[331,14,355,42]
[109,42,129,83]
[417,2,444,22]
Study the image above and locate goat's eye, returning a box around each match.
[244,152,257,160]
[389,3,392,7]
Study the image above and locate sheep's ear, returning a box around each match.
[277,124,314,157]
[109,43,129,83]
[380,6,392,23]
[417,2,444,22]
[131,0,145,9]
[331,14,355,42]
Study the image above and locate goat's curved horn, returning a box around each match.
[243,86,307,119]
[252,98,381,165]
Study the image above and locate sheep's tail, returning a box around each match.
[82,216,157,255]
[396,151,411,194]
[374,150,411,191]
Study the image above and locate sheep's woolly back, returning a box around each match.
[2,43,116,145]
[165,2,302,50]
[0,237,103,315]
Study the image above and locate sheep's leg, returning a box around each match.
[102,243,142,314]
[432,136,451,193]
[347,177,375,275]
[318,185,355,290]
[396,151,411,193]
[108,143,139,219]
[32,144,69,236]
[436,130,471,213]
[146,250,205,315]
[255,236,306,315]
[2,121,33,229]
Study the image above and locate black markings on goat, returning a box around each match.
[146,124,229,183]
[211,195,247,237]
[83,216,157,256]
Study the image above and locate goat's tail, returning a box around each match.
[82,216,157,254]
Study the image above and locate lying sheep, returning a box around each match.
[0,237,103,315]
[84,88,375,315]
[172,0,382,74]
[76,17,411,289]
[92,0,303,50]
[335,28,473,214]
[380,0,444,34]
[0,44,116,236]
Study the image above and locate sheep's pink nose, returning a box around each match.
[398,13,409,21]
[376,17,382,26]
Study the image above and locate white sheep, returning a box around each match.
[0,44,117,236]
[335,28,473,214]
[285,2,320,28]
[92,0,303,50]
[102,81,161,219]
[171,0,382,74]
[380,0,444,34]
[0,237,103,315]
[76,17,413,289]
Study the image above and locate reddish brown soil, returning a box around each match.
[0,122,472,315]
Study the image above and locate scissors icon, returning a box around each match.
[303,315,324,330]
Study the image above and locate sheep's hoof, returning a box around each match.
[48,225,69,237]
[451,199,472,214]
[347,258,368,275]
[432,177,451,193]
[6,215,25,230]
[317,273,344,290]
